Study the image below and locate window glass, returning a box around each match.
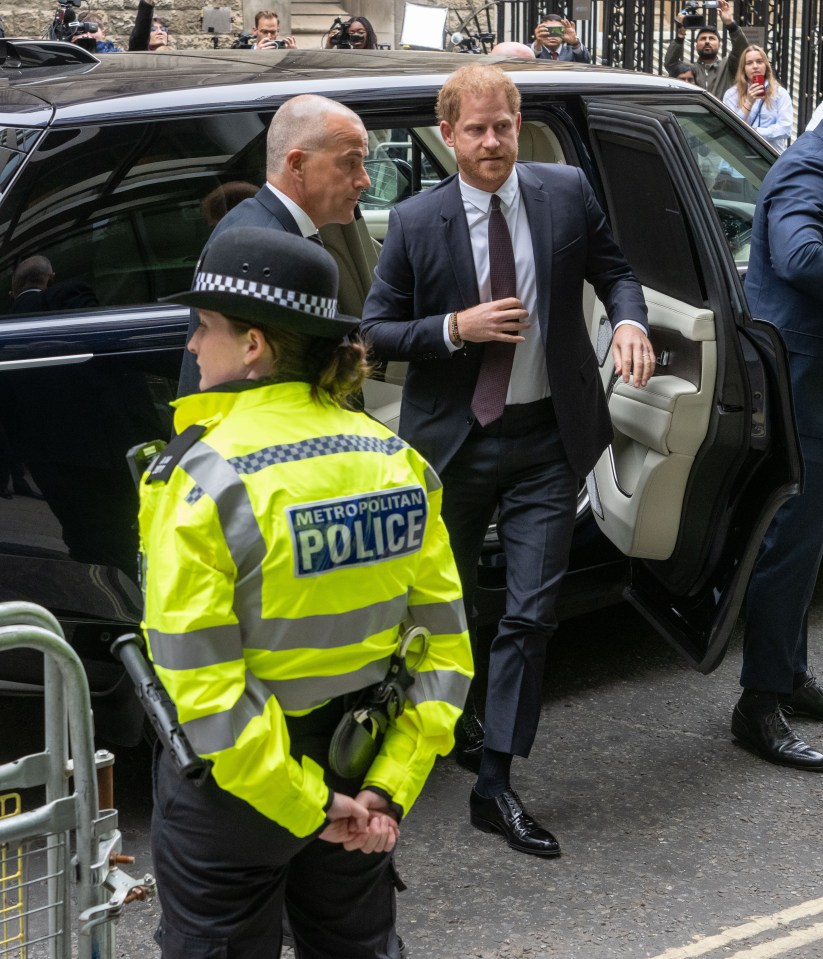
[668,105,772,269]
[0,114,271,314]
[593,133,706,306]
[361,126,448,211]
[0,127,41,195]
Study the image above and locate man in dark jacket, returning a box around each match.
[178,94,370,396]
[664,0,747,96]
[732,126,823,770]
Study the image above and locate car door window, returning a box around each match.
[668,105,772,270]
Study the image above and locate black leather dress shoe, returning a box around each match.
[454,710,485,774]
[731,702,823,770]
[469,787,561,857]
[780,671,823,720]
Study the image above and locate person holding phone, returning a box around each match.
[530,13,591,62]
[664,0,746,96]
[723,45,793,152]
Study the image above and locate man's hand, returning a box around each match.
[454,299,530,344]
[533,22,550,49]
[318,792,369,846]
[612,324,654,388]
[561,19,579,46]
[257,35,297,49]
[718,0,734,26]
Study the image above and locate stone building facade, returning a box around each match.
[4,0,478,54]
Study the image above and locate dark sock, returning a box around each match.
[739,689,780,714]
[475,748,512,798]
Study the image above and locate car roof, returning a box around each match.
[1,46,698,127]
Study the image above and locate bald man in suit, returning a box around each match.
[179,94,370,396]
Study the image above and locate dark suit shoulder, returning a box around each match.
[210,188,300,240]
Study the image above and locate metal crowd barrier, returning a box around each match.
[0,601,154,959]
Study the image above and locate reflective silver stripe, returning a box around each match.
[423,465,442,493]
[407,669,471,711]
[259,659,390,712]
[148,624,242,670]
[181,442,266,608]
[148,596,410,668]
[243,593,408,653]
[408,599,467,636]
[182,670,270,754]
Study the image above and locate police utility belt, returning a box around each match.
[328,625,429,779]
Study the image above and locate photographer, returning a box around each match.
[530,13,591,63]
[69,10,123,52]
[324,15,378,50]
[251,10,296,49]
[664,0,747,97]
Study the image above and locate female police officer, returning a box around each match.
[139,227,472,958]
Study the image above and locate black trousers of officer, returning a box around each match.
[151,703,403,959]
[440,398,578,757]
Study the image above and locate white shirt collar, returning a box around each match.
[458,165,520,214]
[264,182,318,238]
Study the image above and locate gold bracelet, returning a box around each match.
[449,311,462,347]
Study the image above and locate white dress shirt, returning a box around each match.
[443,167,644,404]
[445,168,549,404]
[265,182,318,238]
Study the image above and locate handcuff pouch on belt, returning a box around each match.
[328,625,429,779]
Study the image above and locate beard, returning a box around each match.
[454,142,518,191]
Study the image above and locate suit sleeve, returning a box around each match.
[569,43,592,63]
[765,189,823,303]
[360,207,455,362]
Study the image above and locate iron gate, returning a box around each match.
[457,0,823,129]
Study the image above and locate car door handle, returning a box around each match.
[0,354,93,370]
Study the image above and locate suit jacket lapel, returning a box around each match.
[517,164,552,339]
[440,177,480,309]
[254,186,302,235]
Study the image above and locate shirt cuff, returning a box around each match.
[443,313,461,353]
[614,319,647,334]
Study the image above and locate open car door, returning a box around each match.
[581,98,802,673]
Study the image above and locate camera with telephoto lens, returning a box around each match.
[48,0,98,42]
[681,0,720,30]
[328,16,353,48]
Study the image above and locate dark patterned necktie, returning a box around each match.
[470,194,517,427]
[308,232,324,247]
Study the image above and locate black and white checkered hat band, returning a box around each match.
[193,271,338,320]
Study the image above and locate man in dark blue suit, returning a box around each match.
[732,125,823,770]
[179,94,370,395]
[361,64,651,856]
[530,14,591,62]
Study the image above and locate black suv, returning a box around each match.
[0,41,801,743]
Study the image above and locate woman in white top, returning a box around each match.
[723,45,793,152]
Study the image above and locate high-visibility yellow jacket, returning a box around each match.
[139,380,472,838]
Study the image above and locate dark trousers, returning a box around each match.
[742,440,823,694]
[151,714,403,959]
[440,399,578,757]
